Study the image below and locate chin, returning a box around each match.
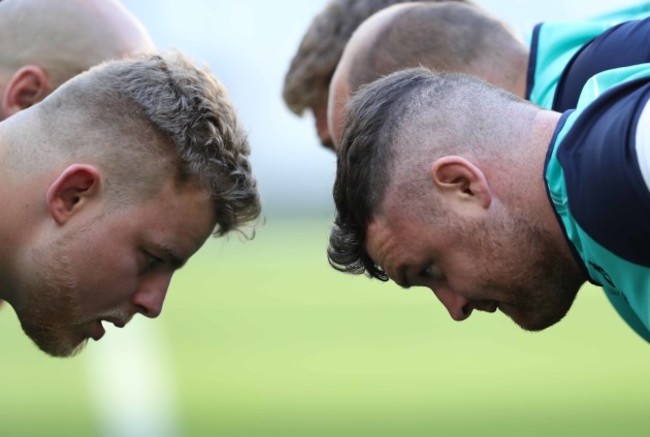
[22,323,88,358]
[502,306,568,332]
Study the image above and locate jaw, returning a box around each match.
[21,320,89,357]
[499,298,573,332]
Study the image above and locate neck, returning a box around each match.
[516,109,559,215]
[0,130,16,301]
[510,51,530,99]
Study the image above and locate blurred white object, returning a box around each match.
[84,318,181,437]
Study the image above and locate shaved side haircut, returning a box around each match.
[5,53,261,237]
[329,67,536,278]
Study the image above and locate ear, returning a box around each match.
[431,156,491,209]
[1,65,53,118]
[46,165,102,225]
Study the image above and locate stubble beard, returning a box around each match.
[490,213,585,331]
[18,239,88,358]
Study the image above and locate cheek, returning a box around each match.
[72,249,140,312]
[444,245,504,298]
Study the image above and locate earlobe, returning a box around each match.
[46,165,102,225]
[2,65,52,118]
[431,156,491,208]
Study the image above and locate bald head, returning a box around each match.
[328,2,528,147]
[283,0,474,149]
[0,0,155,120]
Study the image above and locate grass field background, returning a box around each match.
[1,216,649,436]
[1,2,648,436]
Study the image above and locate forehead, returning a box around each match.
[365,207,429,280]
[365,216,396,270]
[130,180,216,256]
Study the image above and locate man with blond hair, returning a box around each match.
[0,0,156,312]
[0,52,261,357]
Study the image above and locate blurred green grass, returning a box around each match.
[2,216,649,436]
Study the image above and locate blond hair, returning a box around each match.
[11,52,261,237]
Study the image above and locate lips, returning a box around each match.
[105,316,129,328]
[107,320,126,328]
[485,302,498,313]
[90,317,130,341]
[473,301,498,313]
[90,320,106,341]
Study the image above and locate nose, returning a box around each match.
[132,273,172,318]
[316,122,334,149]
[314,109,335,150]
[432,287,473,321]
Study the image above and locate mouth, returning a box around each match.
[90,317,129,341]
[473,301,498,313]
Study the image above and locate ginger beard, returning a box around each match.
[16,216,126,358]
[18,237,88,357]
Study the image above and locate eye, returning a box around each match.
[420,264,444,282]
[142,251,164,272]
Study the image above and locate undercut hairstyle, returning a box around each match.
[25,52,261,237]
[283,0,473,116]
[328,67,536,279]
[345,2,527,94]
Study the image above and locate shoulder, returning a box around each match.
[553,65,650,266]
[553,17,650,111]
[527,20,615,108]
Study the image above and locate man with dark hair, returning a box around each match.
[329,65,650,341]
[283,0,474,149]
[328,1,650,147]
[0,53,261,357]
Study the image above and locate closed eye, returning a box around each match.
[420,264,445,282]
[142,251,164,273]
[420,265,434,279]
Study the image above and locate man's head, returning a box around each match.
[0,52,261,357]
[328,1,529,148]
[283,0,474,149]
[329,67,585,331]
[0,0,155,120]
